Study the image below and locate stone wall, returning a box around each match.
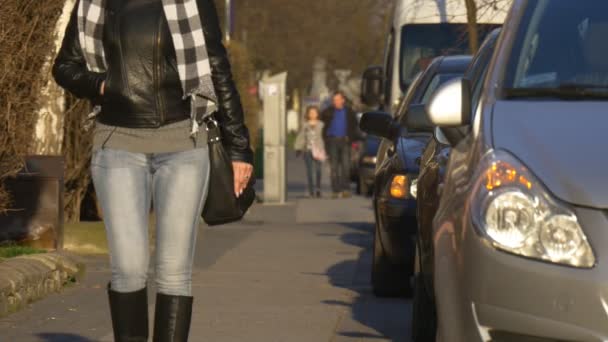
[0,253,84,317]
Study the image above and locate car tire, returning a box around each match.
[412,246,437,342]
[371,223,413,298]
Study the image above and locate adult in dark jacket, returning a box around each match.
[52,0,253,340]
[321,91,359,197]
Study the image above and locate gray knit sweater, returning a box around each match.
[92,119,208,153]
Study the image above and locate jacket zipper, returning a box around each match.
[154,14,166,127]
[115,12,132,97]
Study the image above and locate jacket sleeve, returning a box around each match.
[52,0,106,104]
[199,0,254,164]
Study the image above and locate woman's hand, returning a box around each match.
[233,161,253,197]
[100,81,105,95]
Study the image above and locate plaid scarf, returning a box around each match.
[77,0,218,135]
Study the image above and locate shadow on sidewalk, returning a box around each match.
[36,333,95,342]
[322,222,411,342]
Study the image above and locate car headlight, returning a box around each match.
[361,156,377,164]
[390,175,408,199]
[471,150,595,268]
[410,178,418,199]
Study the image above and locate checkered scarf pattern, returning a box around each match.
[77,0,218,135]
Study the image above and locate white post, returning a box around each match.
[261,72,288,204]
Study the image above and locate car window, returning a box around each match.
[394,71,424,119]
[421,73,462,104]
[400,23,500,90]
[471,67,489,114]
[465,30,500,116]
[504,0,608,90]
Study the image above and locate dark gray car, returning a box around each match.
[427,0,608,340]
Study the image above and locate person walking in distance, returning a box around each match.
[52,0,253,340]
[321,91,359,198]
[294,106,327,198]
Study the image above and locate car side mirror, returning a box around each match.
[359,111,398,140]
[405,104,433,132]
[426,78,472,127]
[361,65,383,107]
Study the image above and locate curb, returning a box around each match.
[0,252,85,318]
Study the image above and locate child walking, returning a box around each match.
[295,106,327,198]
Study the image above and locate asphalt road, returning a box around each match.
[0,154,412,342]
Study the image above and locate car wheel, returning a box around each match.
[371,222,413,298]
[412,246,437,342]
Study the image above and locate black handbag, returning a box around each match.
[201,116,256,226]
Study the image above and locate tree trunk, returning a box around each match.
[464,0,480,53]
[30,0,76,155]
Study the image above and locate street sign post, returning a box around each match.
[260,72,287,204]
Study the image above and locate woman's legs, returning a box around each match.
[151,147,209,342]
[314,159,323,194]
[151,147,210,296]
[91,148,152,342]
[303,151,315,196]
[92,148,152,292]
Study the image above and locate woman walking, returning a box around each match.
[295,106,326,198]
[52,0,253,340]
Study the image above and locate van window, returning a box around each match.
[400,24,499,91]
[505,0,608,91]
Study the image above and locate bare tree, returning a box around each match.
[31,0,77,155]
[465,0,513,53]
[219,0,393,91]
[464,0,480,52]
[0,0,65,213]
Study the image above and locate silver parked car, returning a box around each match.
[427,0,608,341]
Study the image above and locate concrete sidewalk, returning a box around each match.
[0,153,411,342]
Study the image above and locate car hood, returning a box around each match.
[492,100,608,209]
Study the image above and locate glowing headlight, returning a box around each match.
[362,156,377,164]
[472,151,595,268]
[390,175,408,199]
[485,191,537,249]
[410,178,418,199]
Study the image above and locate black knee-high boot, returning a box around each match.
[107,284,149,342]
[153,293,193,342]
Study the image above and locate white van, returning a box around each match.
[364,0,510,113]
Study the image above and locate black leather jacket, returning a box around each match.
[52,0,253,163]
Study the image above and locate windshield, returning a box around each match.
[421,73,462,104]
[504,0,608,94]
[400,24,499,90]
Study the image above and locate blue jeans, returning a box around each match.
[326,137,351,193]
[303,151,322,195]
[91,147,210,296]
